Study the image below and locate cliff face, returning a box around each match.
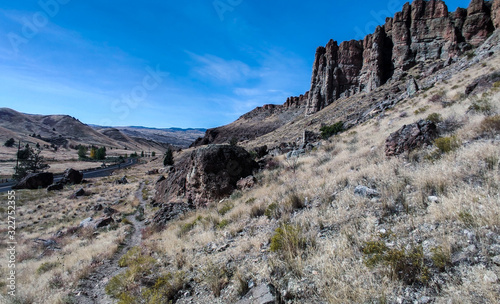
[306,0,497,115]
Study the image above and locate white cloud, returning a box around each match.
[186,52,253,83]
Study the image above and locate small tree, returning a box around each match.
[90,147,97,159]
[141,151,145,157]
[4,138,15,147]
[78,145,88,160]
[96,147,106,160]
[152,151,156,157]
[163,147,174,166]
[13,147,50,180]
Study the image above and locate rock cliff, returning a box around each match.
[306,0,497,115]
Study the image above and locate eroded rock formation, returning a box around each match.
[306,0,497,115]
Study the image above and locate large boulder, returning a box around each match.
[61,168,83,185]
[385,120,438,156]
[152,202,195,227]
[155,145,259,207]
[13,172,54,190]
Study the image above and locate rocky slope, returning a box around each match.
[191,93,308,147]
[194,0,500,146]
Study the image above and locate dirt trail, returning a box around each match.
[76,182,147,304]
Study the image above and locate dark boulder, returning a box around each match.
[47,183,64,191]
[385,120,438,156]
[94,217,114,229]
[61,168,83,185]
[155,145,259,207]
[13,172,54,190]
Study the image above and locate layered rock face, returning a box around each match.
[306,0,497,115]
[155,145,258,206]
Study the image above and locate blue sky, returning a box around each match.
[0,0,470,128]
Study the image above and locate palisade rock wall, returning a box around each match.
[305,0,497,115]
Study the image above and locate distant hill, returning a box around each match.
[0,108,204,150]
[91,126,206,148]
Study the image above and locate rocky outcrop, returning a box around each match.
[385,120,438,156]
[13,172,54,190]
[306,0,497,115]
[155,145,259,206]
[493,0,500,28]
[191,93,308,147]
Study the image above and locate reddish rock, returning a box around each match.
[462,0,494,46]
[237,176,256,191]
[385,120,438,156]
[493,0,500,29]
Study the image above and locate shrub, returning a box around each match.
[286,193,305,211]
[204,262,230,297]
[270,224,307,260]
[363,241,430,285]
[468,98,493,115]
[217,219,230,229]
[142,272,185,304]
[426,113,442,124]
[265,202,281,219]
[414,106,430,115]
[431,247,450,272]
[4,138,15,147]
[320,121,344,139]
[235,271,250,297]
[434,136,461,153]
[178,216,203,236]
[37,262,59,274]
[478,115,500,137]
[218,202,234,216]
[250,204,266,218]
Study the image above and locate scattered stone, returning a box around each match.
[147,169,159,175]
[354,185,380,198]
[483,271,498,283]
[286,149,305,158]
[13,172,54,190]
[385,120,438,156]
[407,77,419,97]
[156,175,166,183]
[236,284,277,304]
[47,183,64,191]
[79,217,93,228]
[94,217,114,229]
[75,188,86,197]
[116,176,128,185]
[103,207,117,216]
[254,145,268,158]
[152,201,195,227]
[61,168,83,185]
[428,196,439,203]
[492,255,500,266]
[237,176,256,191]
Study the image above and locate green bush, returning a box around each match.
[218,202,234,216]
[363,241,429,285]
[217,219,230,229]
[37,262,59,274]
[478,115,500,137]
[430,247,450,272]
[178,216,203,236]
[265,202,280,219]
[434,136,461,153]
[320,121,344,139]
[4,138,15,147]
[270,224,307,259]
[142,272,186,304]
[468,98,493,115]
[414,106,430,115]
[426,113,442,124]
[250,204,266,218]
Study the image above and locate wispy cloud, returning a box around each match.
[186,52,252,83]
